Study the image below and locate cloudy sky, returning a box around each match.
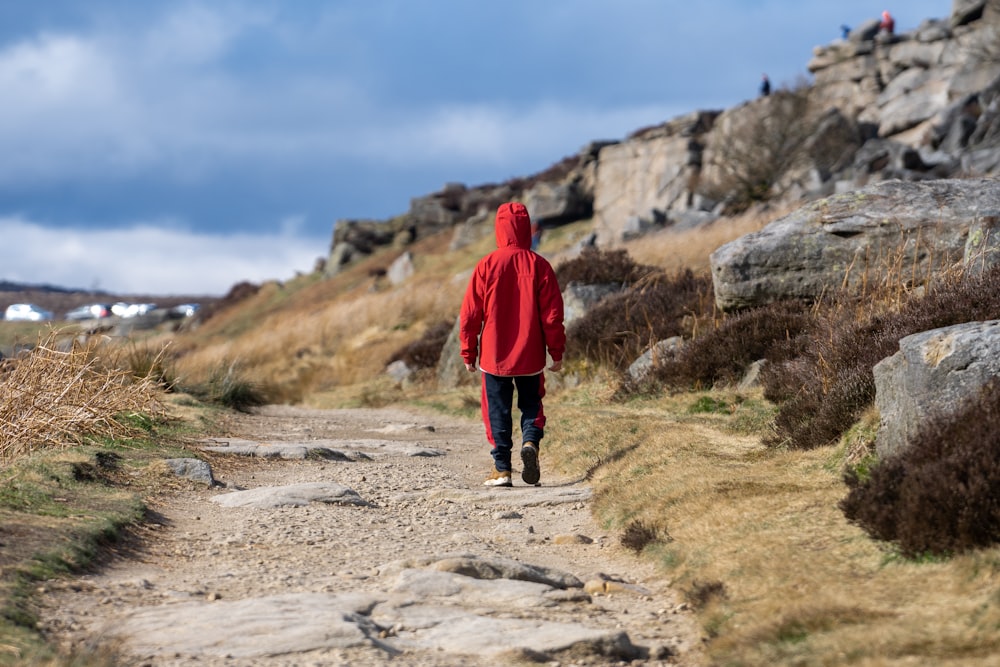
[0,1,950,295]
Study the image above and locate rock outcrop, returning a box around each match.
[808,0,1000,188]
[592,112,720,245]
[710,178,1000,311]
[873,319,1000,459]
[324,2,1000,286]
[326,147,605,275]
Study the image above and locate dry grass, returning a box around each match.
[170,270,466,396]
[0,331,164,466]
[541,385,1000,666]
[621,204,792,274]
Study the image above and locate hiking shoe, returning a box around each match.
[520,443,540,485]
[483,469,512,487]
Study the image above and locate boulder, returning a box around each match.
[962,145,1000,173]
[524,180,592,226]
[332,218,402,252]
[385,359,413,384]
[436,317,478,389]
[915,18,952,43]
[562,282,623,324]
[952,0,987,27]
[627,337,683,383]
[387,251,415,286]
[850,138,931,177]
[932,94,983,152]
[873,320,1000,458]
[164,458,215,486]
[872,68,953,137]
[449,209,493,251]
[964,213,1000,272]
[408,183,467,228]
[710,178,1000,311]
[851,18,882,43]
[324,242,355,278]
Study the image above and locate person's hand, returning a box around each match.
[548,360,562,372]
[464,362,477,372]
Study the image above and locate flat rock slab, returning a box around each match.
[106,592,382,658]
[377,604,640,660]
[107,591,637,662]
[388,569,568,608]
[199,437,441,460]
[99,556,637,662]
[209,482,369,509]
[379,554,583,589]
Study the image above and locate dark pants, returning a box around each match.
[480,372,546,472]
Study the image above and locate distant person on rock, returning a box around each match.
[880,10,895,34]
[841,24,851,40]
[459,202,565,488]
[760,74,771,97]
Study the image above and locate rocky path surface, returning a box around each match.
[38,405,704,666]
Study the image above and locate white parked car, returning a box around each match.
[4,303,54,321]
[112,302,157,318]
[64,303,113,321]
[168,303,200,318]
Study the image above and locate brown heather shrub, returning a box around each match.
[566,269,713,369]
[620,520,663,553]
[553,247,656,289]
[683,580,729,611]
[388,320,453,369]
[629,299,812,393]
[840,380,1000,557]
[763,264,1000,449]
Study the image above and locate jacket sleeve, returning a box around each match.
[537,263,566,362]
[458,266,484,365]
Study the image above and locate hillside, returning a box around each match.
[137,3,1000,663]
[6,4,1000,666]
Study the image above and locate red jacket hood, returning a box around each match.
[495,202,532,250]
[459,201,565,376]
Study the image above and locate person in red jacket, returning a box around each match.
[880,10,895,35]
[459,202,566,487]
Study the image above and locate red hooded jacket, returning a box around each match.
[459,202,565,376]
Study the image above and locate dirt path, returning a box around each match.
[38,405,704,666]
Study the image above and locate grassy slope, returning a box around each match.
[0,399,216,666]
[5,209,1000,665]
[545,390,1000,665]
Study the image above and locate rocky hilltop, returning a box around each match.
[325,0,1000,275]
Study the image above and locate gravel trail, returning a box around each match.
[38,405,704,666]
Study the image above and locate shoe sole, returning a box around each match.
[483,476,512,487]
[520,446,540,485]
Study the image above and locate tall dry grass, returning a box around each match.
[0,331,163,466]
[621,204,792,274]
[167,229,486,402]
